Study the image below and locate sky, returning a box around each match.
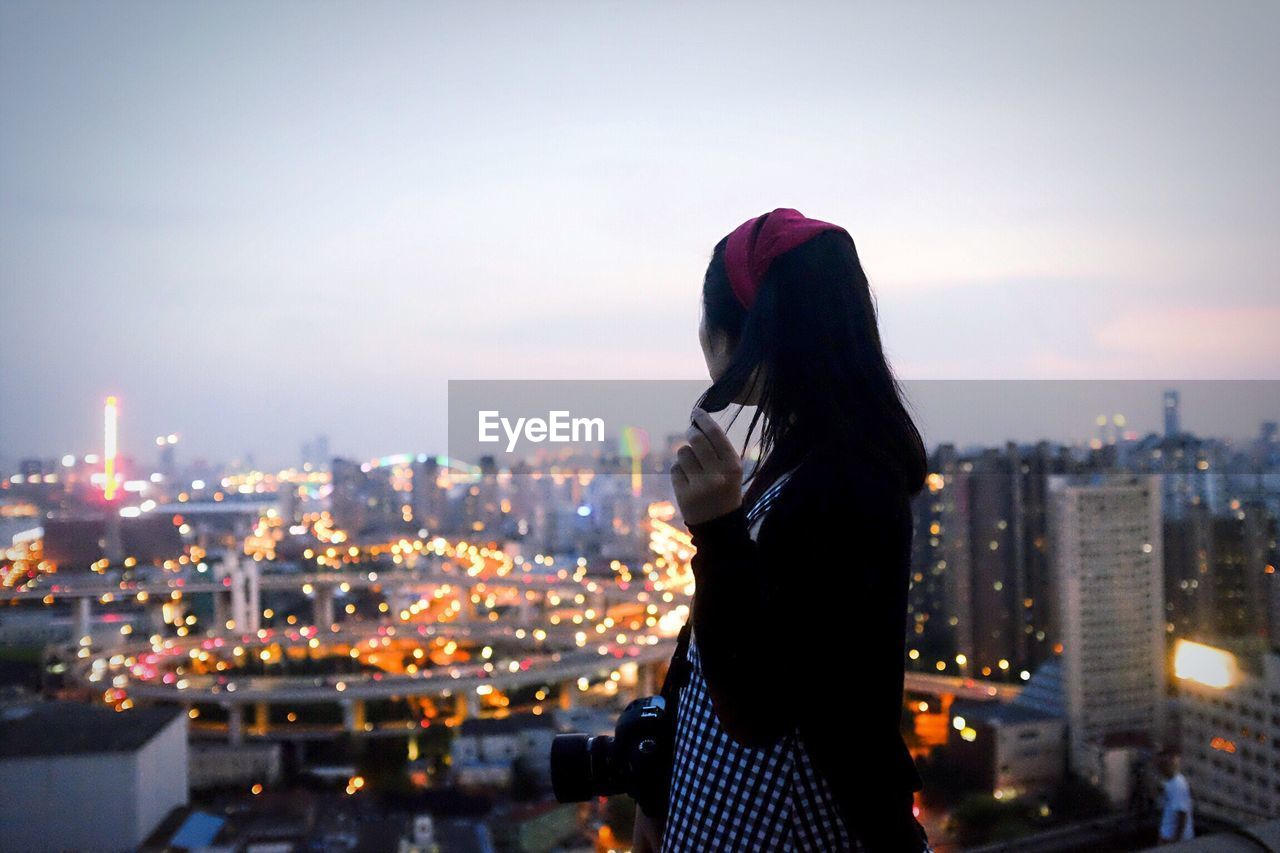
[2,1,1278,469]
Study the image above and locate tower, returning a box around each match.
[1163,389,1181,439]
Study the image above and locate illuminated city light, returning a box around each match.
[1173,639,1238,689]
[103,395,119,501]
[1210,736,1237,754]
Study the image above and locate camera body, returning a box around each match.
[550,694,674,819]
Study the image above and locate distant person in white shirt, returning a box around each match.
[1157,749,1194,844]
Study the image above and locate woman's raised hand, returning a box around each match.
[670,408,743,526]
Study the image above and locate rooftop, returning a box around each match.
[952,697,1062,726]
[0,701,182,759]
[1009,656,1066,717]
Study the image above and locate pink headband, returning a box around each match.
[723,207,849,309]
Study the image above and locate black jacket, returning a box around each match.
[661,447,929,852]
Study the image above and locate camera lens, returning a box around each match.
[550,732,614,799]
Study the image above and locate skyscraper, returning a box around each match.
[1049,474,1166,775]
[1163,389,1181,439]
[910,442,1071,675]
[411,455,445,531]
[965,448,1021,674]
[909,444,970,666]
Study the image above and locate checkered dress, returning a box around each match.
[661,476,862,852]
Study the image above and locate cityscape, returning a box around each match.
[1,387,1278,851]
[4,2,1279,851]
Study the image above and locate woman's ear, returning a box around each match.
[702,325,736,383]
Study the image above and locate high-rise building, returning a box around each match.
[909,442,1071,675]
[1174,641,1280,825]
[1049,474,1166,774]
[330,457,365,533]
[909,444,970,666]
[1256,421,1279,469]
[1164,501,1275,643]
[1163,503,1214,638]
[459,455,502,535]
[156,434,178,488]
[412,456,447,532]
[1164,389,1181,439]
[965,448,1021,675]
[1017,442,1068,668]
[1204,501,1272,640]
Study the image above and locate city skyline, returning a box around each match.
[5,380,1278,472]
[4,5,1279,848]
[3,1,1280,465]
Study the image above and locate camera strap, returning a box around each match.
[659,618,694,706]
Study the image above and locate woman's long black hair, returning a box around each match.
[697,228,927,507]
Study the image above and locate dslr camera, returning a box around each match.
[550,694,674,819]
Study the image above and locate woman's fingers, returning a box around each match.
[671,408,745,525]
[685,424,718,470]
[675,444,701,473]
[691,407,737,463]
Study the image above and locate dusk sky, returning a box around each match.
[2,1,1277,468]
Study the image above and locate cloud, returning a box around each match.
[1092,305,1280,377]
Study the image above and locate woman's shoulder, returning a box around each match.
[772,443,909,518]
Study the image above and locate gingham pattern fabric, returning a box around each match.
[662,474,862,852]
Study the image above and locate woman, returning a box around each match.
[634,209,933,852]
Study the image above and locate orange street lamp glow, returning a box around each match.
[104,395,119,501]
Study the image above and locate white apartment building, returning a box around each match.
[1049,474,1166,779]
[1175,642,1280,825]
